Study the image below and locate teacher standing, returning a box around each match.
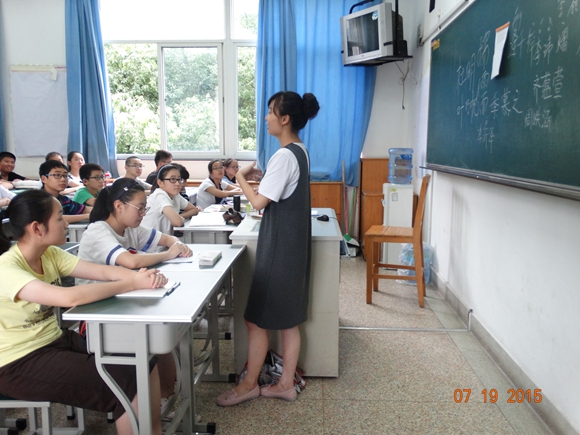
[217,91,320,406]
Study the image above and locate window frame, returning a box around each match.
[106,0,258,161]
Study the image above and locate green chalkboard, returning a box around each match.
[427,0,580,199]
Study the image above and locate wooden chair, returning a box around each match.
[365,175,431,307]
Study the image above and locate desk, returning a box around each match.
[67,221,89,243]
[230,208,342,377]
[63,244,245,435]
[175,219,235,245]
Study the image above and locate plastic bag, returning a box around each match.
[237,349,306,393]
[396,243,434,285]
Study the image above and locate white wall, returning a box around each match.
[363,0,580,432]
[0,0,66,177]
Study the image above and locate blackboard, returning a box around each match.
[426,0,580,200]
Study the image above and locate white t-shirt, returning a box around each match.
[76,221,162,285]
[197,178,230,210]
[142,188,189,235]
[68,174,82,186]
[0,185,15,199]
[258,143,308,202]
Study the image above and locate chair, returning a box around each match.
[365,174,431,307]
[0,395,85,435]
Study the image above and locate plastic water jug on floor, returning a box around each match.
[388,148,413,184]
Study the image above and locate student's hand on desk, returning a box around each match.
[135,268,168,289]
[168,241,193,258]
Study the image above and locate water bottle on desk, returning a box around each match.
[388,148,413,184]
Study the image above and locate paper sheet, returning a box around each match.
[491,22,510,79]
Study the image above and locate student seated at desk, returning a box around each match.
[39,160,91,224]
[73,163,105,207]
[66,151,85,187]
[145,150,173,185]
[123,156,152,191]
[0,185,15,208]
[197,159,242,210]
[77,178,192,277]
[0,152,26,190]
[0,190,169,435]
[222,158,240,186]
[142,165,201,235]
[44,151,80,195]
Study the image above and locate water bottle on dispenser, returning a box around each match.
[388,148,413,184]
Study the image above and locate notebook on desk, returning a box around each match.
[116,281,181,298]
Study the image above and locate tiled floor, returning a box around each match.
[4,256,553,434]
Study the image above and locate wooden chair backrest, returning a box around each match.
[412,175,431,238]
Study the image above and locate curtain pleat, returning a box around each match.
[65,0,118,176]
[256,0,378,186]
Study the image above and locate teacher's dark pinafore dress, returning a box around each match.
[244,143,311,330]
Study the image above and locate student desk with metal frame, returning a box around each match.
[63,244,245,435]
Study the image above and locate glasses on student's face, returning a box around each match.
[162,177,185,184]
[212,166,224,171]
[123,202,150,215]
[45,173,68,180]
[128,164,145,169]
[89,175,105,180]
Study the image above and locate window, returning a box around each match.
[101,0,258,158]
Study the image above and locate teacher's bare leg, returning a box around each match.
[235,319,269,395]
[269,326,300,393]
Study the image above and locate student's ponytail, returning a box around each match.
[90,186,113,223]
[90,178,145,223]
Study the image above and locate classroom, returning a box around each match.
[1,0,579,434]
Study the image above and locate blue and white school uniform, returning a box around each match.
[76,221,161,285]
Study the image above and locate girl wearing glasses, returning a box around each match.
[77,178,192,277]
[0,189,169,435]
[142,165,201,236]
[197,159,243,210]
[222,158,240,186]
[217,91,319,406]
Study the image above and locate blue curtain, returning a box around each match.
[256,0,377,186]
[65,0,118,176]
[256,0,297,171]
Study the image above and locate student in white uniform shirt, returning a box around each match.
[142,164,201,235]
[196,159,243,210]
[77,178,192,286]
[123,156,152,191]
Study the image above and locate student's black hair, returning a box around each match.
[5,190,55,242]
[0,221,11,255]
[45,151,64,161]
[90,178,145,223]
[79,163,104,181]
[223,158,237,168]
[125,155,139,166]
[207,159,223,175]
[39,160,67,178]
[154,150,173,166]
[268,91,320,132]
[0,151,16,161]
[150,164,180,193]
[67,151,83,171]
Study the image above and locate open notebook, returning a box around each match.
[116,281,181,298]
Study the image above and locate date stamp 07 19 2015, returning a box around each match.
[454,388,543,404]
